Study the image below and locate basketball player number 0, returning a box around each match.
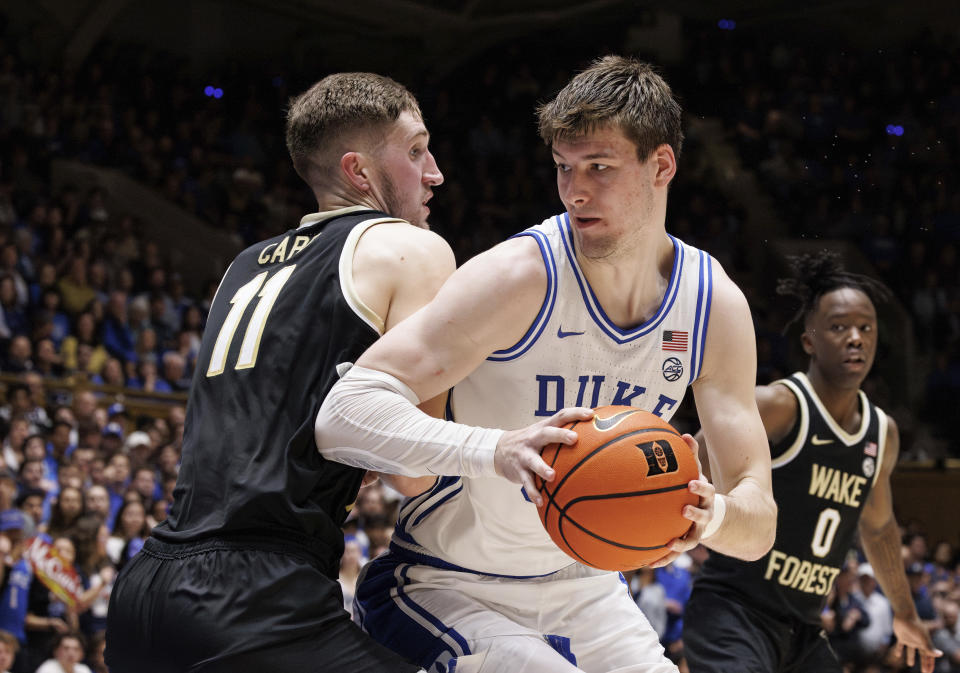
[206,266,297,376]
[811,507,841,558]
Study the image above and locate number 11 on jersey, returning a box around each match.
[206,265,297,377]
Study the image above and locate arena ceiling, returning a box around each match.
[21,0,958,76]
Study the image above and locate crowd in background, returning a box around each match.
[0,7,957,672]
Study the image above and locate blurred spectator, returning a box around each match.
[24,538,80,670]
[101,453,128,527]
[0,246,28,310]
[17,461,52,525]
[153,444,179,484]
[932,542,957,584]
[60,314,107,377]
[632,566,668,640]
[68,394,97,433]
[41,486,84,538]
[85,631,106,673]
[657,548,702,662]
[81,487,109,527]
[14,488,45,536]
[37,289,70,349]
[56,260,96,318]
[33,339,64,379]
[906,533,930,568]
[104,499,148,569]
[0,387,33,432]
[21,373,51,432]
[100,293,135,365]
[45,421,74,481]
[823,567,871,666]
[909,563,941,628]
[127,358,169,393]
[0,629,17,673]
[0,277,27,340]
[933,600,960,673]
[34,631,91,673]
[854,563,894,665]
[122,432,152,472]
[89,359,124,388]
[69,515,113,639]
[159,351,190,392]
[1,417,29,472]
[0,472,15,513]
[338,536,365,619]
[0,510,30,666]
[1,338,32,374]
[128,467,157,511]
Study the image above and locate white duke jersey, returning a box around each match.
[392,213,717,577]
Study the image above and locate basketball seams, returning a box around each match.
[565,482,690,502]
[538,426,680,543]
[548,426,682,497]
[558,514,670,552]
[535,407,695,571]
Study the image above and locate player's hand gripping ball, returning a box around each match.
[534,405,699,571]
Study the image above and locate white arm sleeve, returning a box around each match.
[315,365,502,478]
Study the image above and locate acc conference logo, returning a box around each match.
[661,357,683,382]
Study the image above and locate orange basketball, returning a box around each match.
[534,405,699,571]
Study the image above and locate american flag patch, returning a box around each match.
[864,442,877,457]
[662,330,689,352]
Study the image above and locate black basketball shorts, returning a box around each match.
[683,585,842,673]
[105,536,422,673]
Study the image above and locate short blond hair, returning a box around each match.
[285,73,422,189]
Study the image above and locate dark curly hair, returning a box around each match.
[777,250,892,333]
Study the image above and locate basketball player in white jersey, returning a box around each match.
[317,56,777,673]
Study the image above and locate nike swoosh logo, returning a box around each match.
[557,327,586,339]
[811,435,834,445]
[594,408,644,431]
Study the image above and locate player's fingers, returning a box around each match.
[683,433,704,475]
[650,549,679,568]
[540,426,579,447]
[550,407,595,427]
[664,524,698,554]
[906,645,916,667]
[921,652,938,673]
[688,479,715,503]
[521,472,542,507]
[682,503,711,524]
[527,453,556,483]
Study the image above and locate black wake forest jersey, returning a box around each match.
[695,371,888,623]
[154,207,401,569]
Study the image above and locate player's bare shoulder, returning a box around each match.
[354,220,454,278]
[435,234,550,353]
[697,258,756,380]
[479,234,548,290]
[352,220,455,330]
[706,260,751,320]
[756,381,800,445]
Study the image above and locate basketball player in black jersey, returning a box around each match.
[104,73,449,672]
[684,252,940,673]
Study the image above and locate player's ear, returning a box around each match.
[652,144,676,187]
[800,330,814,356]
[340,151,371,192]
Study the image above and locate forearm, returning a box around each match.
[861,518,917,618]
[703,478,777,561]
[316,366,501,478]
